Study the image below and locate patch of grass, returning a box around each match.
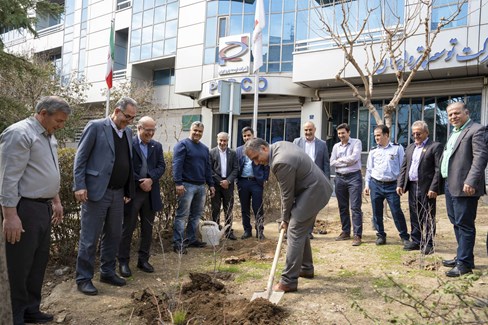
[349,287,364,299]
[217,265,240,273]
[377,246,403,264]
[234,271,263,283]
[338,269,357,278]
[373,277,396,288]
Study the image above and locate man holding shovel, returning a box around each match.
[245,139,333,293]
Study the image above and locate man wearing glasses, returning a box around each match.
[397,121,443,255]
[74,97,137,295]
[118,116,165,277]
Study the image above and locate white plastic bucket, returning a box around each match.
[199,221,221,246]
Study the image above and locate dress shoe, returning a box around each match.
[273,282,297,292]
[100,274,126,286]
[77,280,98,296]
[241,231,252,239]
[403,241,420,251]
[258,233,266,241]
[352,235,362,246]
[173,246,188,254]
[335,232,350,241]
[375,235,386,245]
[226,232,237,240]
[445,264,473,277]
[422,245,434,255]
[442,257,457,267]
[119,263,132,277]
[24,311,53,324]
[137,260,154,273]
[299,270,314,279]
[188,240,207,248]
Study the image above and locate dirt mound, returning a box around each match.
[132,272,286,324]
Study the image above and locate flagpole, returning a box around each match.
[252,72,258,133]
[251,0,265,134]
[105,18,115,118]
[105,88,110,118]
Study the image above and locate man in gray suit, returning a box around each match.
[210,132,238,240]
[440,102,488,277]
[245,139,333,292]
[74,97,137,295]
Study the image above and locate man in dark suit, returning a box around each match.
[397,120,443,255]
[293,121,330,239]
[118,116,165,277]
[210,132,239,240]
[236,126,269,240]
[440,102,488,277]
[293,121,330,179]
[74,97,136,295]
[245,139,333,292]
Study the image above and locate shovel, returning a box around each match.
[251,227,286,304]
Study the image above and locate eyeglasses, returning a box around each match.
[120,111,136,121]
[141,127,156,133]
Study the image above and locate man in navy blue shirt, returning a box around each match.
[172,121,215,254]
[236,127,269,240]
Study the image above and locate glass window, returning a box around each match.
[465,94,481,123]
[271,0,282,13]
[204,47,217,64]
[130,46,140,61]
[154,6,166,24]
[143,9,154,27]
[269,13,282,44]
[152,40,164,57]
[268,62,280,72]
[281,62,292,71]
[431,0,468,30]
[271,119,284,143]
[396,100,409,147]
[154,69,171,85]
[243,14,254,35]
[141,43,152,60]
[282,44,293,61]
[423,97,435,139]
[231,0,242,14]
[284,0,295,12]
[207,0,218,17]
[165,20,177,38]
[269,45,280,61]
[153,23,165,41]
[155,0,166,6]
[218,0,230,15]
[142,26,152,44]
[282,12,295,43]
[285,118,301,142]
[131,28,141,46]
[358,108,369,151]
[385,0,404,27]
[133,0,143,13]
[132,12,142,29]
[296,10,308,41]
[218,17,227,38]
[205,17,217,47]
[244,0,254,14]
[435,96,449,143]
[167,2,178,20]
[164,38,176,55]
[229,15,242,35]
[144,0,154,10]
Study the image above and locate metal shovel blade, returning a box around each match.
[251,290,284,304]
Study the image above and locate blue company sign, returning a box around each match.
[210,77,269,93]
[376,37,488,74]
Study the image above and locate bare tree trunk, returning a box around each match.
[0,228,13,324]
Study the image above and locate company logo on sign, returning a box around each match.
[218,34,251,76]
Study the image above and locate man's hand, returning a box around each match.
[463,184,475,196]
[2,207,24,244]
[176,185,185,197]
[139,178,153,192]
[364,187,370,196]
[220,180,229,189]
[123,197,132,204]
[427,191,438,199]
[209,186,216,198]
[51,199,64,226]
[280,221,288,231]
[74,189,88,203]
[396,187,404,196]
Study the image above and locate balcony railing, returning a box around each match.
[113,69,127,80]
[116,0,131,10]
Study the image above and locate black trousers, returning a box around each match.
[118,189,155,263]
[211,182,235,232]
[6,198,52,325]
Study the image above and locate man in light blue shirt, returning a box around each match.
[364,125,410,247]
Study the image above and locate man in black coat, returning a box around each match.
[397,120,442,255]
[210,132,239,239]
[118,116,165,277]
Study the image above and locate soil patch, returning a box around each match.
[132,272,286,325]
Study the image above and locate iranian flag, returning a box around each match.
[252,0,265,73]
[105,21,114,89]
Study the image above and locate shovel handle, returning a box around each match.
[265,227,286,298]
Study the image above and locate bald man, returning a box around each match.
[118,116,165,277]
